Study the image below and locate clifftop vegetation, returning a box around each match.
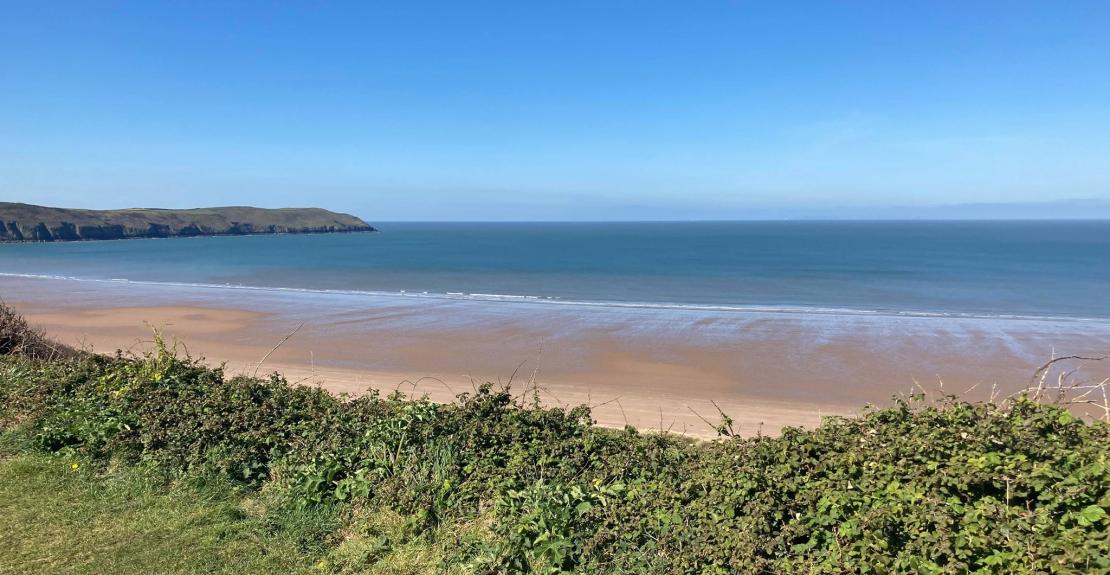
[0,202,375,242]
[0,303,1106,573]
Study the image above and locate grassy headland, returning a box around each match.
[0,303,1106,574]
[0,202,374,242]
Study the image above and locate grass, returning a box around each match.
[0,441,494,575]
[0,452,318,575]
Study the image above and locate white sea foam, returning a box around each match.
[0,271,1103,323]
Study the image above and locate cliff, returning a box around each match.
[0,203,375,242]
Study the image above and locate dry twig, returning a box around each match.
[253,322,304,378]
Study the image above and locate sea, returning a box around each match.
[2,221,1109,320]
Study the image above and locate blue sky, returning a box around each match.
[2,1,1109,220]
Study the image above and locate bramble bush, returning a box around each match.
[0,305,1106,573]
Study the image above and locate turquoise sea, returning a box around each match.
[2,221,1109,319]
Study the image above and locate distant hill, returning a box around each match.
[0,203,375,242]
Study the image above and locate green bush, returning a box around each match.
[1,326,1107,573]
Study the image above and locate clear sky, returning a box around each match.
[3,1,1109,220]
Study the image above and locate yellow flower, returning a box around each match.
[70,463,79,470]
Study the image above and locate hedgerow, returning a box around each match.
[0,306,1106,573]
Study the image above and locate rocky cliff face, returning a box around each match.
[0,221,374,242]
[0,204,376,242]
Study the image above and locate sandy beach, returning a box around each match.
[5,274,1110,437]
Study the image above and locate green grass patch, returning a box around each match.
[0,453,317,575]
[0,452,490,575]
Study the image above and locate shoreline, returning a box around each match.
[3,272,1109,323]
[5,274,1110,437]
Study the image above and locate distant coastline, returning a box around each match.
[0,202,376,243]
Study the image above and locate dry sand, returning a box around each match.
[5,275,1110,437]
[14,304,846,437]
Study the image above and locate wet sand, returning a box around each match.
[4,275,1110,437]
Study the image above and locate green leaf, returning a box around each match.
[1078,505,1106,526]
